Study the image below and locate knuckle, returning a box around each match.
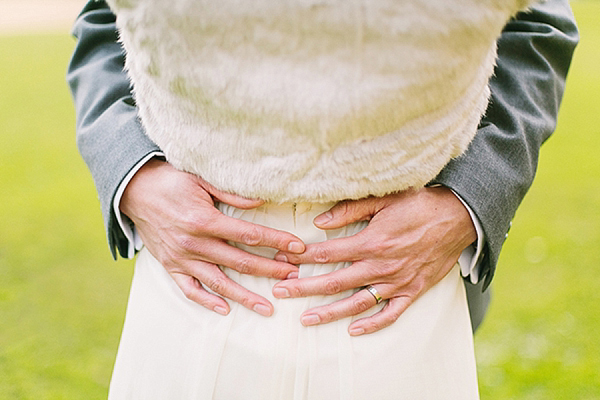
[365,236,393,255]
[321,308,337,323]
[270,264,289,279]
[401,275,425,296]
[234,257,254,275]
[383,265,403,279]
[184,212,210,233]
[395,273,414,288]
[206,276,227,294]
[313,247,332,264]
[412,279,426,295]
[163,247,186,267]
[237,295,253,309]
[240,225,263,246]
[323,278,342,295]
[359,236,379,254]
[352,297,372,313]
[291,285,307,297]
[156,252,174,267]
[375,260,403,279]
[377,239,396,255]
[177,237,199,253]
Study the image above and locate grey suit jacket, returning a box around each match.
[67,0,578,331]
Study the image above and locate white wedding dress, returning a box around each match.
[103,0,536,397]
[109,202,479,399]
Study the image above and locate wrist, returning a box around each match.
[425,186,477,248]
[120,158,168,218]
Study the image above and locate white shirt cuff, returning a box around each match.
[113,163,486,274]
[451,190,485,284]
[113,151,164,259]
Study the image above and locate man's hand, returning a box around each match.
[120,159,305,317]
[271,187,476,335]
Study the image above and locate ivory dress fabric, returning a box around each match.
[109,203,479,399]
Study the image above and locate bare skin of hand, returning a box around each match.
[120,159,306,317]
[271,186,477,336]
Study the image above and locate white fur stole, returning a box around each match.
[108,0,535,202]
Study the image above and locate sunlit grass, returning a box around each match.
[475,1,600,398]
[0,33,134,399]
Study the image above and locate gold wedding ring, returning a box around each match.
[365,285,383,304]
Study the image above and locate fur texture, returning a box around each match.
[108,0,535,202]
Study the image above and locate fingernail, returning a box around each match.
[214,306,228,316]
[274,254,288,262]
[314,211,333,226]
[253,304,272,317]
[301,314,321,326]
[349,327,365,336]
[288,241,304,253]
[273,287,290,298]
[286,271,299,279]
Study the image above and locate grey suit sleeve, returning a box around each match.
[433,0,579,290]
[67,0,578,276]
[67,0,160,259]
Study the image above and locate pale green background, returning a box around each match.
[0,1,598,398]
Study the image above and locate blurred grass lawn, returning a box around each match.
[475,1,600,398]
[0,1,598,399]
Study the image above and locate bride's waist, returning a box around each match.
[216,201,366,302]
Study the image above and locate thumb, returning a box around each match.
[197,177,265,209]
[313,198,380,229]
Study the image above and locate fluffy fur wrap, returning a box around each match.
[108,0,535,202]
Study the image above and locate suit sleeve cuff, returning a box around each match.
[451,189,484,284]
[113,151,165,259]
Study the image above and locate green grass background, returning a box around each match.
[0,1,598,398]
